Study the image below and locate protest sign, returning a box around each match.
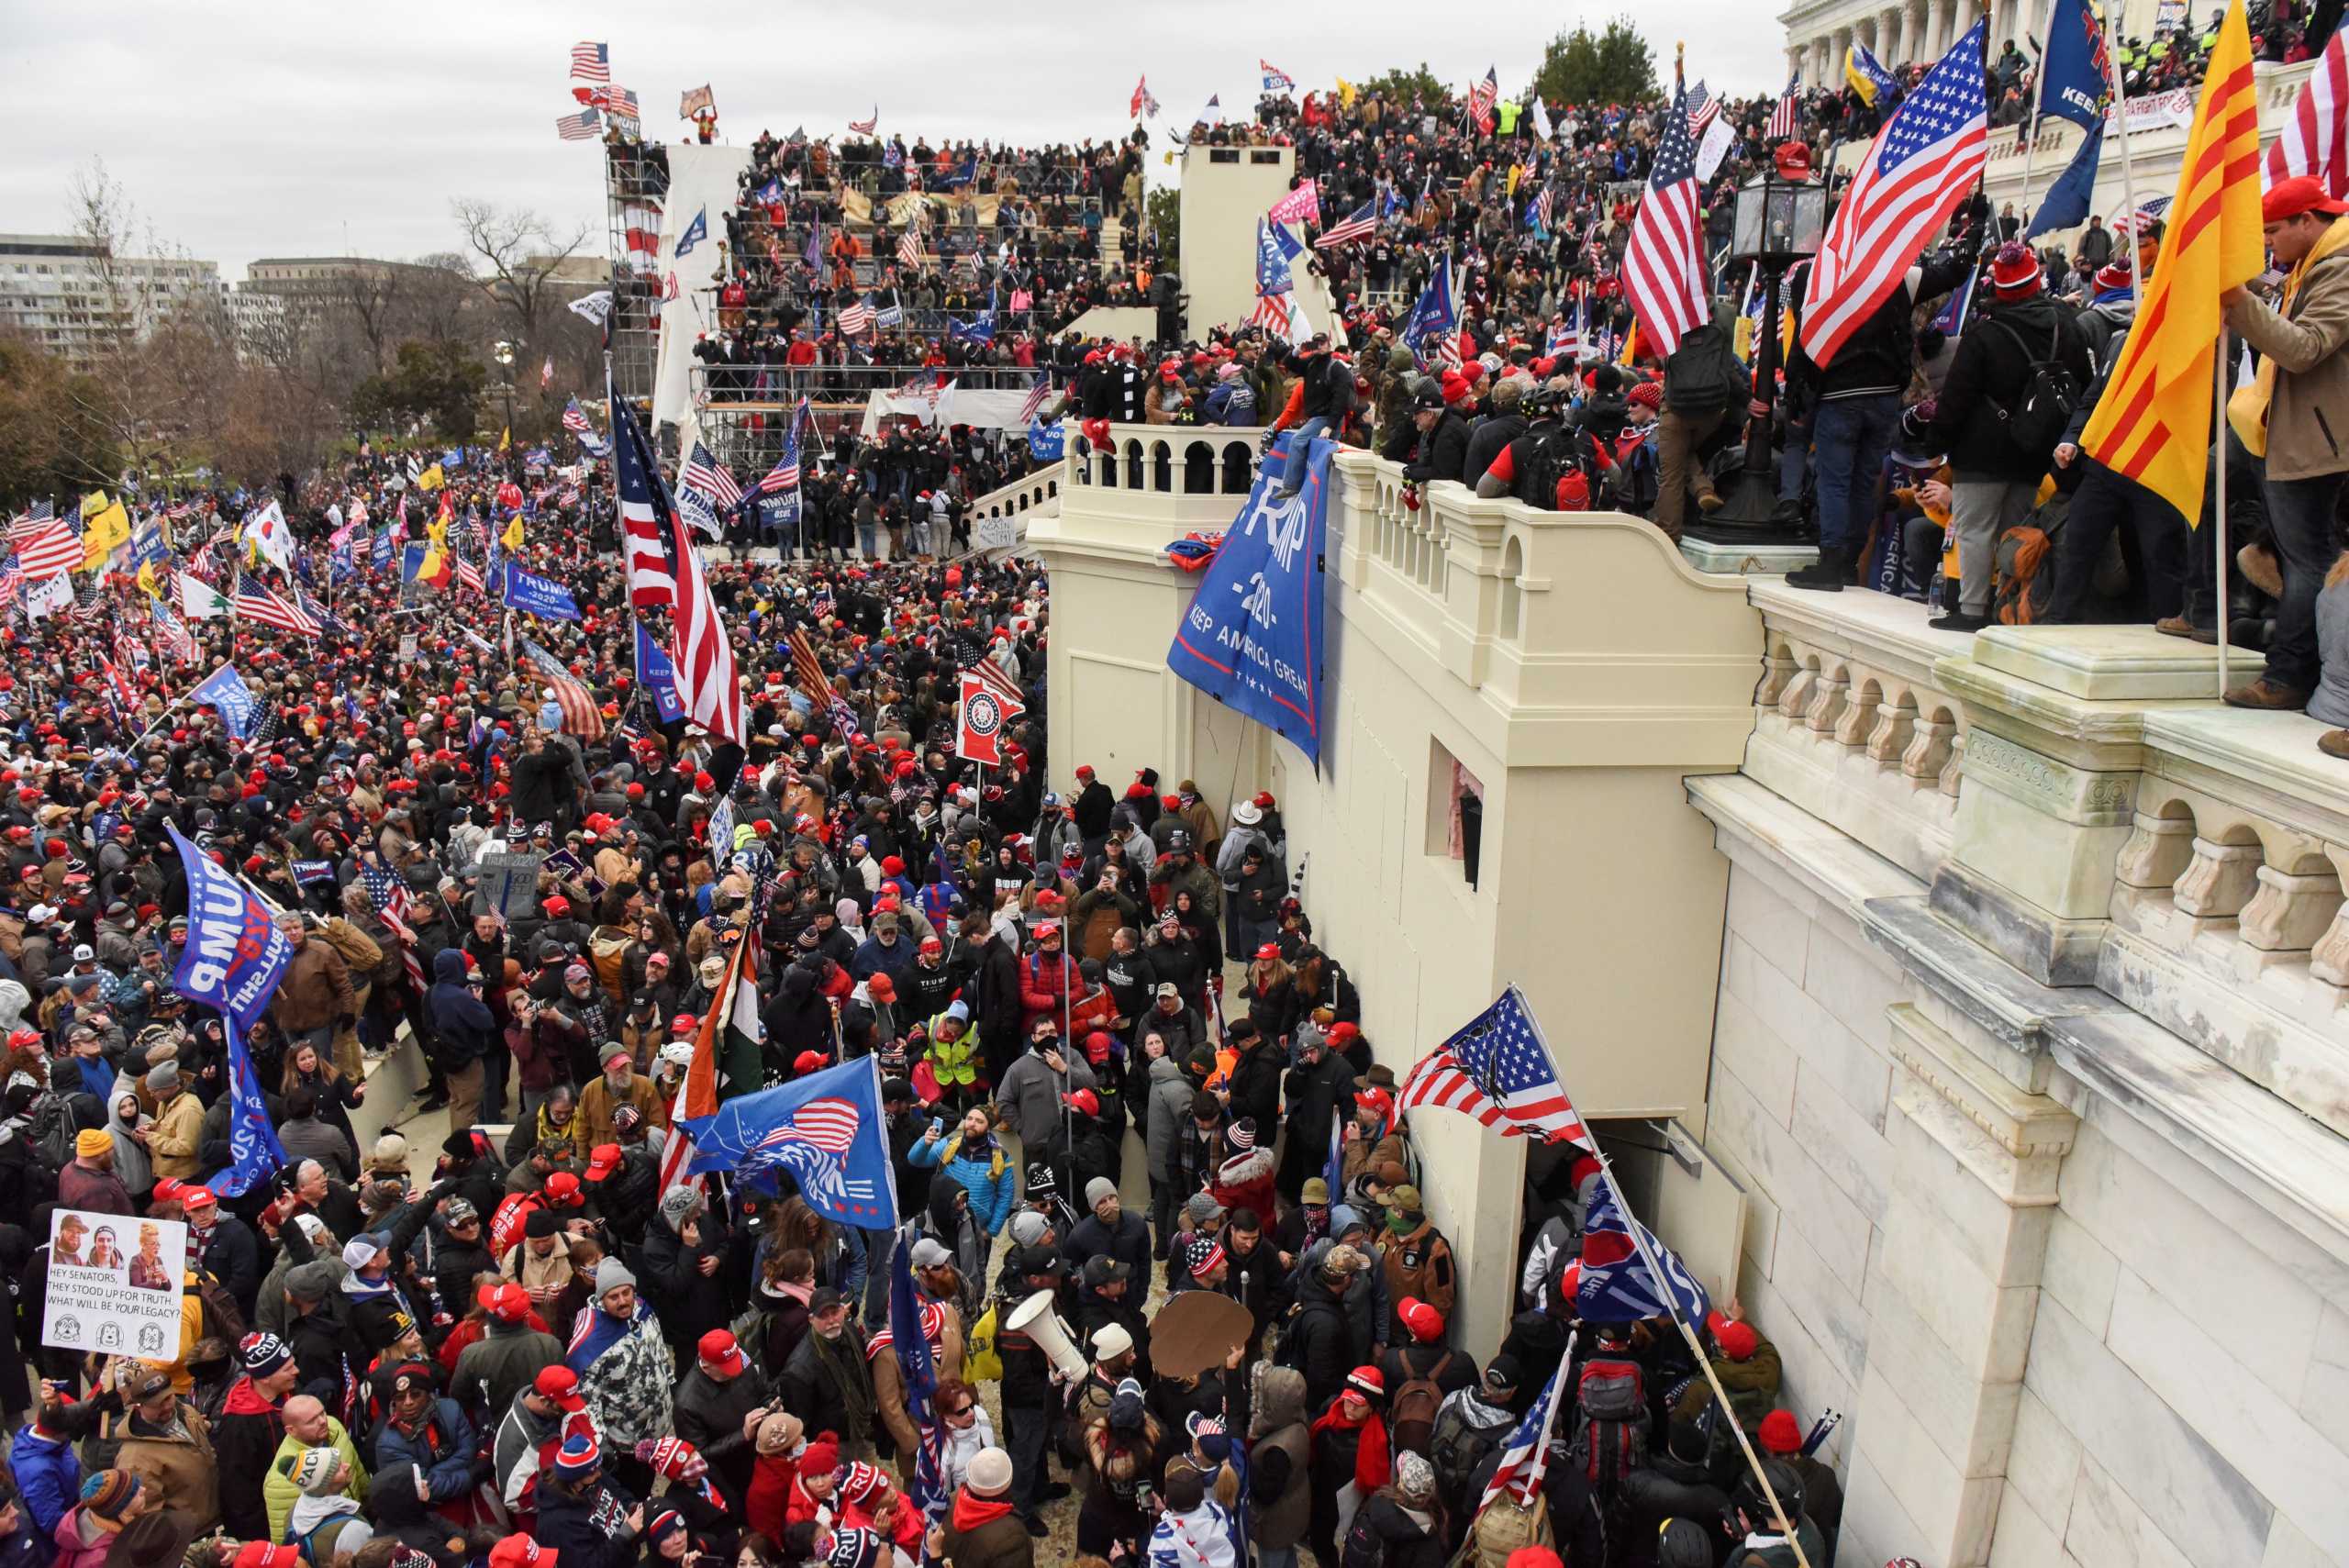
[42,1208,190,1359]
[476,851,545,919]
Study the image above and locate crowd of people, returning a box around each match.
[0,402,1880,1568]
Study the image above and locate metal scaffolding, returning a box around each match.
[602,139,668,420]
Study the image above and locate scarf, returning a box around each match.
[1310,1402,1389,1496]
[2228,214,2349,457]
[950,1490,1015,1532]
[809,1328,877,1443]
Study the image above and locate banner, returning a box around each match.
[189,663,258,738]
[41,1209,189,1356]
[955,668,1025,765]
[1164,433,1330,766]
[635,620,685,723]
[500,562,582,620]
[167,821,293,1029]
[679,1055,899,1226]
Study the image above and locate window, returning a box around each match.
[1425,738,1487,891]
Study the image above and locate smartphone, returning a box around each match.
[930,1117,945,1136]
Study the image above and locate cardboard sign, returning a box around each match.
[42,1208,190,1359]
[476,851,545,920]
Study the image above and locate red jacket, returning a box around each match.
[1019,949,1074,1031]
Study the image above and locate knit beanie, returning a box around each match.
[79,1470,140,1526]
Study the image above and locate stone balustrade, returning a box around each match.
[966,459,1062,524]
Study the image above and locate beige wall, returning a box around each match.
[1176,145,1333,340]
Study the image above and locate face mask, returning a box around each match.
[1387,1208,1415,1235]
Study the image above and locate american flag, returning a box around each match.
[12,519,81,579]
[963,651,1023,709]
[838,295,875,336]
[570,40,610,83]
[519,636,607,741]
[849,106,878,135]
[614,394,740,741]
[682,441,743,508]
[1477,1354,1569,1509]
[1019,376,1053,423]
[562,398,594,437]
[150,601,198,666]
[556,110,602,142]
[2266,26,2349,196]
[1248,290,1297,337]
[1398,987,1589,1143]
[7,501,56,547]
[451,542,484,595]
[598,86,640,119]
[1620,82,1711,358]
[759,399,809,495]
[360,859,429,995]
[789,626,859,736]
[1315,199,1378,250]
[1577,1179,1712,1324]
[1686,80,1718,137]
[295,586,351,638]
[1767,77,1803,140]
[232,573,319,636]
[662,270,681,303]
[1468,66,1498,134]
[1799,19,1988,366]
[898,226,924,271]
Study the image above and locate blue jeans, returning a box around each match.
[2259,471,2346,693]
[1810,394,1901,555]
[1778,409,1813,503]
[1276,418,1330,495]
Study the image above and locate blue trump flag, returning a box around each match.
[1028,418,1066,462]
[1164,433,1330,766]
[2026,118,2105,239]
[890,1226,946,1518]
[1398,263,1456,357]
[680,1055,899,1228]
[676,206,708,259]
[1577,1178,1713,1325]
[1255,218,1295,296]
[501,562,582,621]
[2035,0,2113,132]
[164,822,294,1197]
[189,663,258,740]
[636,620,685,722]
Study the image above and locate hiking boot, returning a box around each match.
[2156,615,2218,644]
[2237,542,2283,598]
[2320,729,2349,761]
[1772,497,1806,526]
[1784,547,1848,592]
[2223,677,2311,710]
[1696,486,1725,514]
[1929,611,1992,633]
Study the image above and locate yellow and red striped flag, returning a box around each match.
[2079,0,2264,528]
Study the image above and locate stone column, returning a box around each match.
[1885,6,1906,63]
[1840,1004,2079,1568]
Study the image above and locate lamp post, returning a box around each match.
[1695,157,1828,537]
[492,339,518,453]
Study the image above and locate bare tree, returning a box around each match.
[451,198,593,347]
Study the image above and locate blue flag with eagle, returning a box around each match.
[679,1055,899,1227]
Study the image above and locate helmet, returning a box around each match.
[1731,1460,1807,1534]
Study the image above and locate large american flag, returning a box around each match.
[1019,375,1054,423]
[614,394,741,741]
[1316,199,1378,250]
[1477,1352,1569,1509]
[232,573,319,637]
[2266,27,2349,196]
[360,859,428,995]
[849,106,878,135]
[1767,77,1803,140]
[838,295,876,336]
[150,600,199,666]
[898,226,924,271]
[1799,19,1988,366]
[519,636,607,741]
[1686,80,1718,136]
[759,399,809,495]
[562,398,594,438]
[556,110,602,142]
[12,519,81,579]
[681,441,743,508]
[1468,66,1498,134]
[1620,83,1710,358]
[1398,987,1589,1143]
[570,40,610,83]
[790,626,860,737]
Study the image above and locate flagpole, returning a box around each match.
[2017,0,2066,222]
[2215,328,2231,697]
[2103,14,2144,306]
[1510,986,1814,1568]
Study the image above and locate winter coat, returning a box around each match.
[910,1130,1017,1235]
[532,1474,644,1568]
[673,1362,774,1501]
[641,1207,734,1351]
[7,1428,77,1546]
[1342,1493,1444,1568]
[1281,1275,1360,1414]
[1143,1054,1194,1183]
[210,1378,284,1541]
[2226,237,2349,480]
[1927,292,2093,482]
[373,1398,479,1507]
[992,1042,1096,1147]
[450,1318,563,1419]
[111,1404,219,1532]
[269,942,355,1035]
[425,950,493,1065]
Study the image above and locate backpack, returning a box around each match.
[32,1095,76,1176]
[1987,317,2083,458]
[186,1271,247,1343]
[1389,1351,1453,1457]
[1514,428,1583,513]
[1430,1404,1506,1503]
[1992,496,2068,625]
[1568,1353,1651,1495]
[1463,1488,1552,1568]
[1662,325,1745,419]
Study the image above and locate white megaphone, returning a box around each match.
[1004,1289,1090,1382]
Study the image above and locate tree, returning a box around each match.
[1533,17,1661,108]
[1146,187,1181,260]
[0,336,122,506]
[352,339,488,440]
[1354,63,1451,106]
[451,198,593,349]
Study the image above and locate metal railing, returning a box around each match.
[691,363,1043,405]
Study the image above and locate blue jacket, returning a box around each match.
[7,1426,75,1552]
[372,1397,479,1503]
[426,950,493,1064]
[909,1132,1017,1235]
[850,931,918,985]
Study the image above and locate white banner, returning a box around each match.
[2109,86,2198,136]
[974,514,1019,554]
[1696,117,1737,182]
[42,1208,190,1358]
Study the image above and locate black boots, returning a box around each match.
[1786,546,1850,592]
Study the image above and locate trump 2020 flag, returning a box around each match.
[1577,1179,1713,1326]
[1165,433,1330,766]
[635,620,685,723]
[500,561,582,620]
[1399,263,1457,358]
[890,1223,946,1518]
[680,1055,898,1227]
[190,663,259,740]
[164,822,295,1197]
[2035,0,2113,132]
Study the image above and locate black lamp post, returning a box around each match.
[1694,164,1828,536]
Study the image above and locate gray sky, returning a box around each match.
[5,1,1785,278]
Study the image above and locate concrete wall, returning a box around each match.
[1176,145,1333,339]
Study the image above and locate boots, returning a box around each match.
[1785,545,1850,592]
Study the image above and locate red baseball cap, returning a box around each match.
[533,1364,586,1412]
[477,1281,532,1324]
[544,1172,584,1206]
[584,1144,622,1181]
[697,1329,748,1377]
[2263,173,2349,223]
[233,1547,303,1568]
[490,1537,559,1568]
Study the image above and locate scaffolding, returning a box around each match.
[602,139,670,427]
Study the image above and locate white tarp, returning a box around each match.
[857,387,1039,437]
[651,143,753,450]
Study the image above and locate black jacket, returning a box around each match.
[1788,251,1976,403]
[1394,409,1472,484]
[1929,292,2094,482]
[1280,1278,1357,1413]
[1464,412,1529,486]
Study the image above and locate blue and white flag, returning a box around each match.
[676,206,708,259]
[890,1222,947,1518]
[2025,119,2105,240]
[164,819,295,1197]
[1254,218,1295,296]
[679,1055,899,1227]
[1164,432,1330,765]
[501,562,582,620]
[1398,263,1457,356]
[1028,418,1066,462]
[372,524,395,573]
[1577,1180,1713,1325]
[189,663,259,739]
[2034,0,2113,132]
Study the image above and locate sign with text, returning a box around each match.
[42,1208,189,1358]
[476,851,545,920]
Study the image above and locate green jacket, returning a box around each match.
[263,1419,371,1546]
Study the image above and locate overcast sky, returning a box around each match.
[6,1,1785,279]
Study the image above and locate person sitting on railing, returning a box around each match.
[1385,382,1470,486]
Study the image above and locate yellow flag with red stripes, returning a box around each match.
[2078,0,2263,528]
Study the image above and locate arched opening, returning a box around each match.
[1099,447,1119,488]
[1183,441,1216,494]
[1151,440,1174,493]
[1017,495,1030,513]
[1221,442,1252,495]
[1123,439,1145,490]
[1498,537,1525,639]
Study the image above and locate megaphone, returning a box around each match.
[1004,1289,1089,1383]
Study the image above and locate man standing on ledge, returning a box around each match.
[2221,175,2349,728]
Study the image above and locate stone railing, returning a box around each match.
[1734,586,2349,1139]
[966,461,1062,524]
[1061,421,1264,528]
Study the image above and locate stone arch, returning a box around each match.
[1183,441,1216,495]
[1123,439,1145,491]
[1498,536,1526,640]
[1151,440,1174,493]
[1221,442,1252,494]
